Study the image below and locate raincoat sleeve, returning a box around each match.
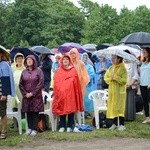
[31,68,44,96]
[104,67,112,85]
[88,64,95,85]
[19,71,27,97]
[81,62,90,86]
[112,67,127,85]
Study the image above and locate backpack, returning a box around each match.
[37,114,49,132]
[92,112,112,128]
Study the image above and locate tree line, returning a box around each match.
[1,0,150,49]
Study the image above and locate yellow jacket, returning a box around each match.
[104,62,127,119]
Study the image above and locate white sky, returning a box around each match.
[69,0,150,11]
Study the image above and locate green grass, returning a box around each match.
[0,115,150,148]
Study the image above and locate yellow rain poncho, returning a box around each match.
[70,48,90,96]
[11,53,25,108]
[104,62,127,119]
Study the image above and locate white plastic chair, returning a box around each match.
[88,90,108,129]
[75,111,85,125]
[39,91,58,131]
[7,95,22,134]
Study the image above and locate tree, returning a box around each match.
[81,4,118,45]
[41,0,85,48]
[3,0,48,48]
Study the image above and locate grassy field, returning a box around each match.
[0,114,150,148]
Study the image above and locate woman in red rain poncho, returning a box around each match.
[52,55,83,132]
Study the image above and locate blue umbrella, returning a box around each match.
[10,47,41,66]
[58,42,87,54]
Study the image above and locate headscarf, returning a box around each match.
[24,55,37,69]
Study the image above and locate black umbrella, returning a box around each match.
[96,43,113,50]
[31,46,54,55]
[120,32,150,46]
[10,47,41,66]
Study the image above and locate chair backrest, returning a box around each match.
[7,95,13,113]
[88,90,107,107]
[7,95,21,113]
[42,91,53,103]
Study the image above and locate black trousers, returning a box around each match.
[60,113,74,128]
[140,86,150,117]
[113,117,124,126]
[27,112,39,131]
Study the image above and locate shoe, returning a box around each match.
[73,127,81,132]
[142,118,150,124]
[66,127,72,132]
[136,111,144,115]
[109,124,117,130]
[30,130,37,136]
[118,125,126,131]
[25,129,32,135]
[0,131,7,139]
[59,127,65,132]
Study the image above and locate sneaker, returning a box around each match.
[59,127,65,132]
[30,130,37,136]
[118,125,126,131]
[73,127,81,132]
[109,124,117,130]
[142,118,150,124]
[136,111,144,115]
[25,129,32,135]
[66,127,72,132]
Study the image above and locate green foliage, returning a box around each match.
[41,0,85,48]
[81,4,118,45]
[0,115,150,148]
[1,0,150,48]
[19,40,30,48]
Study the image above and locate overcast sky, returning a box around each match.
[69,0,150,12]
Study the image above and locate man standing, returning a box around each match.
[40,54,52,93]
[0,46,15,139]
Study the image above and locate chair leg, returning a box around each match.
[15,116,22,135]
[117,117,120,127]
[95,110,99,129]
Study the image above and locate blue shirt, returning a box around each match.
[140,62,150,86]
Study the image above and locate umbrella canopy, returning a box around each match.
[58,42,87,54]
[120,32,150,46]
[96,43,113,50]
[82,44,97,51]
[107,45,141,58]
[0,45,10,61]
[94,48,140,64]
[31,46,54,55]
[123,44,141,50]
[10,48,40,66]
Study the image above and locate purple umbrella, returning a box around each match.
[58,42,87,54]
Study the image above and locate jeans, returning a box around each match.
[60,113,74,128]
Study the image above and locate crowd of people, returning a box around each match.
[0,45,149,139]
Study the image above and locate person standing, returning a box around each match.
[52,55,83,132]
[11,53,25,112]
[104,55,127,131]
[69,48,89,97]
[19,55,44,136]
[0,47,15,139]
[81,53,95,117]
[40,54,52,93]
[95,55,112,90]
[139,48,150,123]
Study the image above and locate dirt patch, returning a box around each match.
[1,137,150,150]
